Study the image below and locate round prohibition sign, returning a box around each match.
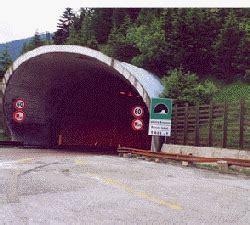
[132,119,143,131]
[13,98,26,110]
[13,111,26,123]
[131,106,144,118]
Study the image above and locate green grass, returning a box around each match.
[213,81,250,103]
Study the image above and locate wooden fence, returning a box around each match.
[168,99,250,150]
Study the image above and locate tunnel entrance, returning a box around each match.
[54,72,150,149]
[3,46,163,150]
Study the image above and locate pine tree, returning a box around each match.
[66,26,82,45]
[126,10,166,75]
[0,48,12,78]
[51,7,249,82]
[53,7,75,44]
[21,31,45,54]
[212,10,242,81]
[33,31,43,47]
[91,8,114,44]
[80,9,98,49]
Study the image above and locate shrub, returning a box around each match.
[161,68,218,104]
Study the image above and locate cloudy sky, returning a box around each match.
[0,0,247,43]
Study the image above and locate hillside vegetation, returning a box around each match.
[0,8,249,104]
[213,82,250,103]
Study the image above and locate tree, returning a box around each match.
[21,31,45,54]
[80,9,98,49]
[66,26,82,45]
[53,7,75,44]
[161,68,218,104]
[54,8,249,83]
[66,8,87,45]
[127,12,166,75]
[232,19,250,82]
[91,8,114,44]
[33,31,43,47]
[212,10,242,82]
[101,15,139,62]
[0,48,12,78]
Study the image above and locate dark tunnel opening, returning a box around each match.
[53,73,151,149]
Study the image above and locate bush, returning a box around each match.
[161,68,218,104]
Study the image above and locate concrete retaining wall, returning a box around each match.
[161,144,250,160]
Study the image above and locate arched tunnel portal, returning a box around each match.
[2,46,164,150]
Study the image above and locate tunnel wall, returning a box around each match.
[3,45,164,150]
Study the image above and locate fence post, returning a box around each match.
[174,103,178,144]
[223,101,228,148]
[183,103,188,145]
[208,102,213,147]
[195,104,200,146]
[239,98,245,149]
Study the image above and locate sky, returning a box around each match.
[0,0,248,43]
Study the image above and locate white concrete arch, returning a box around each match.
[2,45,164,107]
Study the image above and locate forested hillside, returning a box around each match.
[0,8,249,104]
[52,8,249,83]
[0,33,52,61]
[0,37,32,61]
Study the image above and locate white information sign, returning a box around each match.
[148,119,171,136]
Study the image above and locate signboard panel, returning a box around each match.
[150,98,172,120]
[148,98,172,136]
[148,119,171,136]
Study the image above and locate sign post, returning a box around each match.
[148,98,172,137]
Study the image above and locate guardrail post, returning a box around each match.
[239,98,245,149]
[195,104,200,146]
[184,103,188,145]
[208,102,213,147]
[223,101,228,148]
[174,103,178,144]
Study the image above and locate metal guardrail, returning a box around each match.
[117,146,250,167]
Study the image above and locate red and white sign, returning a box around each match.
[132,119,143,131]
[13,98,26,110]
[13,111,26,123]
[131,106,144,118]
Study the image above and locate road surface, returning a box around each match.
[0,147,249,225]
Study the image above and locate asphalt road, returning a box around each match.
[0,147,249,225]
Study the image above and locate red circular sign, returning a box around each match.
[13,111,26,123]
[131,106,144,118]
[132,119,143,131]
[13,98,26,110]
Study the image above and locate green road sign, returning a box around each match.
[150,98,172,120]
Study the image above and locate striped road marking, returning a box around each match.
[17,158,34,164]
[74,159,87,166]
[88,173,183,211]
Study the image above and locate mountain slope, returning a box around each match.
[0,33,52,61]
[0,37,31,61]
